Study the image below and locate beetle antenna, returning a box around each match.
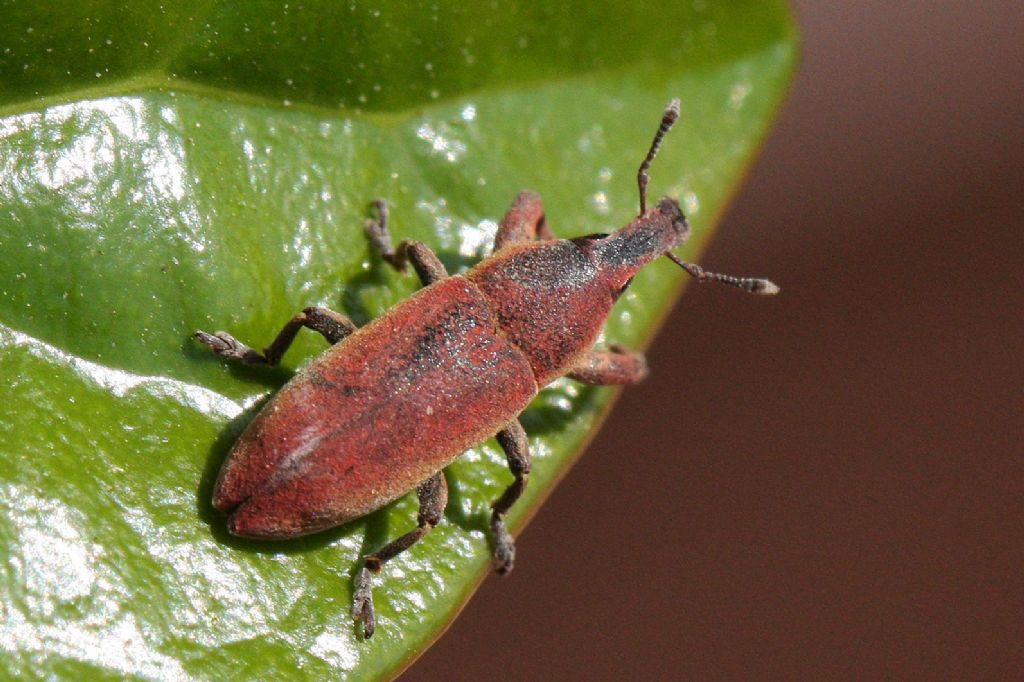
[637,98,681,216]
[666,252,780,295]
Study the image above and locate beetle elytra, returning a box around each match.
[195,99,778,638]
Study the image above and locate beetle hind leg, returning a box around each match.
[490,418,532,575]
[365,199,449,286]
[353,471,448,638]
[195,306,356,366]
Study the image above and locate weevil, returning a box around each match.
[195,99,778,638]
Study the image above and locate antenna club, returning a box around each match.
[752,280,781,296]
[664,98,681,124]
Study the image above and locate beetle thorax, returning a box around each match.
[467,241,615,386]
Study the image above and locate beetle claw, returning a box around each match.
[352,567,376,639]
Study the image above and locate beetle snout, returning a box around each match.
[592,196,692,289]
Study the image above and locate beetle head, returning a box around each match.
[573,98,777,298]
[572,196,690,294]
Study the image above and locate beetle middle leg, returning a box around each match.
[493,190,555,250]
[353,471,448,639]
[365,199,449,286]
[491,418,532,575]
[567,345,649,385]
[195,306,357,366]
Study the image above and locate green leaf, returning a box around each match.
[0,1,796,678]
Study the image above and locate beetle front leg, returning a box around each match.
[491,418,532,575]
[195,306,357,366]
[493,190,555,250]
[567,345,649,385]
[353,471,448,639]
[365,200,449,286]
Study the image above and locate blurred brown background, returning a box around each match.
[412,2,1023,679]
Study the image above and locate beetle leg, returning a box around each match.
[195,306,356,366]
[365,199,449,286]
[491,418,531,575]
[566,345,649,385]
[399,241,448,286]
[353,471,448,639]
[493,190,554,250]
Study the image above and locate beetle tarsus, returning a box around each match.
[194,330,268,364]
[365,199,408,273]
[491,516,516,574]
[352,567,376,639]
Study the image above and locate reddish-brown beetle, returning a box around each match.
[196,100,777,638]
